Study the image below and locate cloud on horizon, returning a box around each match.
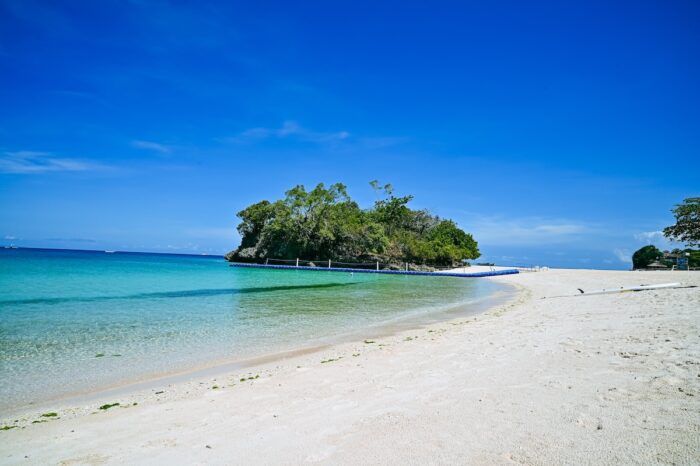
[0,151,102,174]
[613,248,632,264]
[46,237,98,243]
[466,215,591,246]
[633,230,683,250]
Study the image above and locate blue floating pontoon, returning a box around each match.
[228,262,519,278]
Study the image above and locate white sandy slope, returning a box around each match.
[1,269,698,465]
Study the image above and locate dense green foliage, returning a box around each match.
[630,245,699,270]
[670,248,700,269]
[631,245,663,269]
[663,197,700,247]
[226,182,480,267]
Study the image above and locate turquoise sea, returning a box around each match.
[0,248,509,413]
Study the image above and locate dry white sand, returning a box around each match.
[1,269,698,465]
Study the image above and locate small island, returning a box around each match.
[226,181,480,270]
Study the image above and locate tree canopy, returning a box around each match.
[226,182,480,268]
[663,197,700,247]
[631,245,663,269]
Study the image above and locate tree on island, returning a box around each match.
[663,197,700,247]
[631,245,663,270]
[226,182,480,268]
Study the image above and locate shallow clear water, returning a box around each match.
[0,248,507,412]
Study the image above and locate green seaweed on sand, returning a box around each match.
[212,385,220,389]
[364,340,375,344]
[1,425,17,431]
[41,412,58,418]
[321,357,342,363]
[98,403,120,410]
[95,353,105,358]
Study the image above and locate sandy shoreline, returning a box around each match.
[1,268,698,465]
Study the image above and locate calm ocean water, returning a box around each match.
[0,248,507,412]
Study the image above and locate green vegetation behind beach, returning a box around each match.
[226,181,480,268]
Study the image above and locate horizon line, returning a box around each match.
[0,246,225,258]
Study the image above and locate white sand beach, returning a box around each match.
[1,268,698,465]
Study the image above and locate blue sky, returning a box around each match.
[0,0,698,269]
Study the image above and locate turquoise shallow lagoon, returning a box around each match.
[0,248,509,412]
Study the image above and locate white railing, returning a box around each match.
[256,257,531,272]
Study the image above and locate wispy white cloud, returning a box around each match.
[220,122,410,152]
[532,224,586,235]
[634,230,665,244]
[152,242,204,252]
[613,248,631,263]
[131,140,172,153]
[0,151,102,174]
[227,121,350,144]
[466,215,590,246]
[633,230,681,250]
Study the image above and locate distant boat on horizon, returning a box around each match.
[104,250,116,253]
